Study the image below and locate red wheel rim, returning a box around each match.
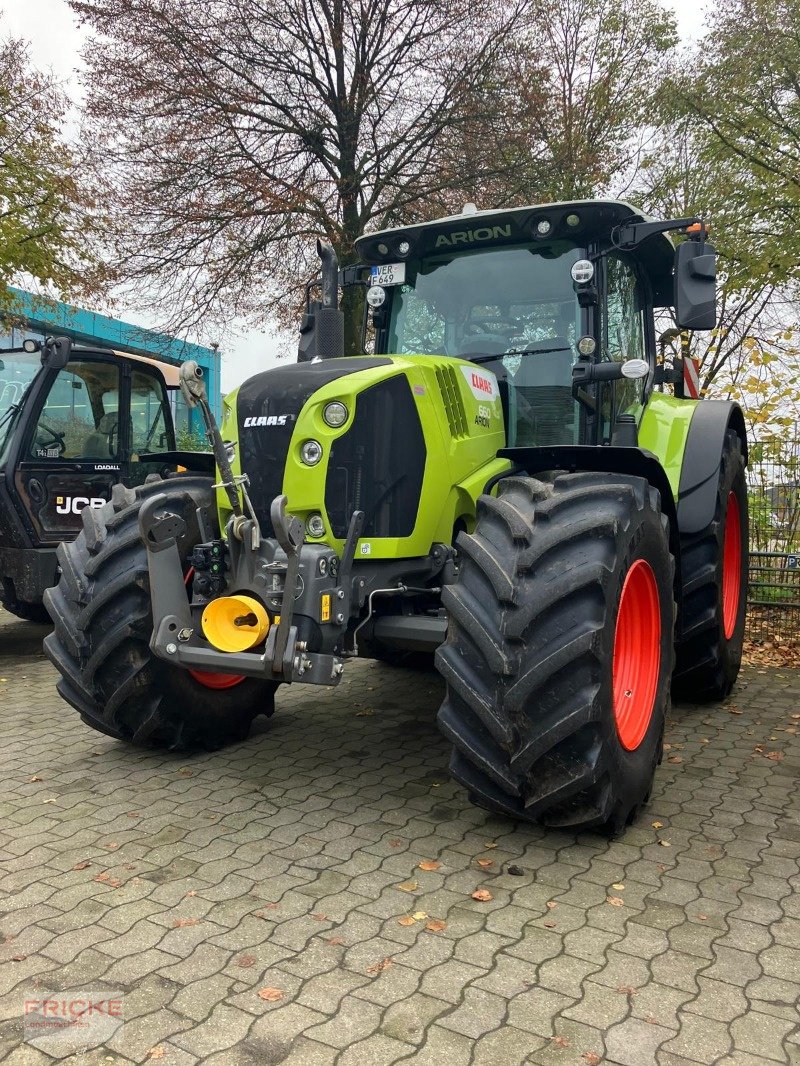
[183,567,246,689]
[187,668,245,690]
[613,559,661,751]
[722,492,742,640]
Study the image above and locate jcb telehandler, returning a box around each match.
[44,200,748,831]
[0,335,211,620]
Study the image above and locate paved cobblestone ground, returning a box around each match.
[1,608,799,1066]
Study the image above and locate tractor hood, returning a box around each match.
[229,357,394,536]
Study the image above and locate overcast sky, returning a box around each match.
[4,0,708,389]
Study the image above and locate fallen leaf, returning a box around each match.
[104,842,120,850]
[398,916,417,926]
[651,821,663,829]
[29,775,42,783]
[397,880,418,893]
[544,920,556,928]
[172,918,200,928]
[583,1053,601,1065]
[257,987,284,1002]
[145,1048,165,1061]
[483,842,498,849]
[178,768,193,777]
[235,954,256,967]
[73,860,91,871]
[326,937,345,946]
[552,1035,570,1048]
[728,707,743,714]
[122,863,136,870]
[606,896,625,907]
[662,742,671,751]
[94,872,110,882]
[11,954,26,962]
[546,901,558,909]
[471,889,493,902]
[355,709,374,717]
[698,914,708,921]
[311,913,327,921]
[667,755,682,764]
[617,985,637,996]
[366,957,393,975]
[658,840,672,848]
[476,859,494,868]
[425,920,446,933]
[764,751,784,761]
[612,883,625,891]
[185,890,198,898]
[411,911,428,920]
[389,839,403,848]
[126,811,140,818]
[418,861,441,871]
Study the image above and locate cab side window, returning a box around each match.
[30,362,121,460]
[604,255,647,425]
[130,370,173,456]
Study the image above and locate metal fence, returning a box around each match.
[746,439,800,645]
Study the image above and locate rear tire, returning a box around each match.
[672,431,748,702]
[436,473,675,832]
[43,477,277,751]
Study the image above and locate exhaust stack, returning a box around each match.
[298,240,345,361]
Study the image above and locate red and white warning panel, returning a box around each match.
[683,356,701,398]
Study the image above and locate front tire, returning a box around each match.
[436,473,675,832]
[43,478,277,751]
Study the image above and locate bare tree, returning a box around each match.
[72,0,528,350]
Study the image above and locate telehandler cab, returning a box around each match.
[44,200,748,831]
[0,335,211,621]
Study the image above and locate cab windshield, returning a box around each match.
[386,241,583,446]
[0,352,40,461]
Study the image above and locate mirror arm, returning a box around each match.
[614,217,705,249]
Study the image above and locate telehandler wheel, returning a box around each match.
[436,473,675,832]
[0,597,51,624]
[672,431,748,702]
[43,477,277,751]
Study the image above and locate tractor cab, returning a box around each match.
[355,200,715,450]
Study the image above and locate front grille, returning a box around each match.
[236,358,392,534]
[325,375,426,539]
[435,365,469,438]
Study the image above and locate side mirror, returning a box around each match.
[674,239,717,331]
[40,335,72,370]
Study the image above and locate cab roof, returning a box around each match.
[355,199,676,307]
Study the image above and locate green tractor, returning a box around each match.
[44,200,748,831]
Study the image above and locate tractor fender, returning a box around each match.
[677,400,747,536]
[498,445,681,573]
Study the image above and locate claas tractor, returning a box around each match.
[43,200,748,832]
[0,335,212,622]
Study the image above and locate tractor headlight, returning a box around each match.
[301,439,323,466]
[323,401,348,428]
[306,513,325,538]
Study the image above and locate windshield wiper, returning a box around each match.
[469,346,572,364]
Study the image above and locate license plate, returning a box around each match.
[370,262,405,286]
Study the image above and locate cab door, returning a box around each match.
[123,363,177,487]
[14,356,124,543]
